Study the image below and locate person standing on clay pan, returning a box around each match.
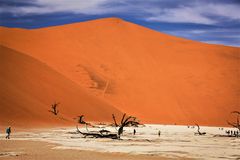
[133,129,136,135]
[5,126,11,139]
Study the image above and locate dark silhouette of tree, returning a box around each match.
[194,123,206,135]
[227,111,240,132]
[115,113,140,138]
[76,125,118,139]
[76,113,140,139]
[49,102,59,115]
[77,115,86,124]
[74,115,91,126]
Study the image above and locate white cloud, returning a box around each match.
[166,28,240,39]
[145,7,217,24]
[202,40,240,47]
[0,0,119,15]
[205,3,240,20]
[144,2,240,24]
[163,28,240,47]
[1,0,240,25]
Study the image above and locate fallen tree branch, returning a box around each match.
[74,113,141,139]
[76,126,118,139]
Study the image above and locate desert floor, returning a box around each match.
[0,140,182,160]
[0,125,239,160]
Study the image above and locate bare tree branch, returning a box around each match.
[194,123,206,135]
[227,111,240,131]
[48,102,60,115]
[112,114,118,127]
[74,115,91,126]
[121,113,126,124]
[74,113,141,139]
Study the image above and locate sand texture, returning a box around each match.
[0,140,178,160]
[0,17,239,126]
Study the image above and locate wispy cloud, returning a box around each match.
[0,0,115,15]
[1,0,240,24]
[144,2,240,24]
[165,28,240,47]
[145,7,216,25]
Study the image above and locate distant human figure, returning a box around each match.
[158,130,161,137]
[5,127,11,139]
[231,130,233,135]
[226,130,230,135]
[133,129,136,135]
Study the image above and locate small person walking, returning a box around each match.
[226,130,230,136]
[158,130,161,137]
[133,129,136,135]
[5,126,11,139]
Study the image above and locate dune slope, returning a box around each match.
[0,17,239,126]
[0,45,122,127]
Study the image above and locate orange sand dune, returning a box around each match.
[0,45,122,127]
[0,17,239,126]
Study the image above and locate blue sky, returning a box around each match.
[0,0,240,47]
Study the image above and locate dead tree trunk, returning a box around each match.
[75,113,140,139]
[227,111,240,132]
[76,126,118,139]
[48,102,60,115]
[74,115,91,126]
[194,124,206,135]
[115,113,140,138]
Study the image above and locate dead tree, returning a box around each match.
[194,123,206,135]
[75,113,140,139]
[74,115,91,126]
[212,111,240,138]
[76,115,86,124]
[48,102,59,115]
[116,113,140,138]
[112,113,140,127]
[227,111,240,131]
[76,126,118,139]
